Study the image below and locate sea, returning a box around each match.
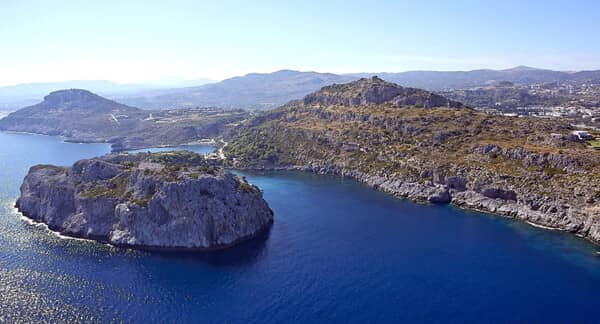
[1,131,600,322]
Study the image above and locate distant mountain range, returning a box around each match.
[116,70,356,110]
[2,67,600,110]
[0,79,214,110]
[350,66,600,90]
[110,67,600,110]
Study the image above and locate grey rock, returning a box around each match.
[16,152,274,250]
[477,186,518,201]
[445,176,468,192]
[427,188,451,204]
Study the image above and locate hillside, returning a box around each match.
[224,77,600,243]
[0,89,248,150]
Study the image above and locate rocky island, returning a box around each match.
[225,77,600,244]
[16,151,273,249]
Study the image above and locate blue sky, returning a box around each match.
[1,0,599,86]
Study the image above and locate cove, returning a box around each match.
[1,131,600,322]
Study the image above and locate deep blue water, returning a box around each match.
[1,131,600,323]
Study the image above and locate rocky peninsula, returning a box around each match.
[225,77,600,244]
[0,89,249,151]
[16,151,273,249]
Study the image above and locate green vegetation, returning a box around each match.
[80,174,129,199]
[237,181,255,193]
[587,139,600,149]
[78,151,227,202]
[542,164,566,177]
[32,164,63,171]
[131,194,153,207]
[146,151,221,180]
[121,161,138,169]
[226,126,305,166]
[150,151,205,165]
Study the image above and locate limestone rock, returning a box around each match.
[16,151,274,250]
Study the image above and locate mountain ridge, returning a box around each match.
[119,67,600,109]
[2,67,600,111]
[117,70,356,110]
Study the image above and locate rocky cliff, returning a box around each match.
[225,78,600,244]
[16,151,274,249]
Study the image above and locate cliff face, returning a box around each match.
[225,78,600,244]
[16,151,273,249]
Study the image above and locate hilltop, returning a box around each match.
[0,89,248,150]
[303,77,462,108]
[225,77,600,243]
[0,89,141,138]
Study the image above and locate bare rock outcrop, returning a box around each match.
[16,151,274,250]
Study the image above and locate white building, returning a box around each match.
[572,130,594,140]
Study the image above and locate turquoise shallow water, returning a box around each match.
[1,131,600,322]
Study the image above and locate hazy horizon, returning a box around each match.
[2,0,600,86]
[1,65,598,89]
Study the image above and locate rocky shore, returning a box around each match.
[225,77,600,245]
[235,161,600,244]
[16,151,274,250]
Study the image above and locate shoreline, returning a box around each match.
[0,129,217,153]
[11,165,600,252]
[233,165,600,248]
[16,207,273,252]
[5,129,598,250]
[17,210,114,247]
[526,221,561,231]
[14,172,273,252]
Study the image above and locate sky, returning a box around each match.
[1,0,600,86]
